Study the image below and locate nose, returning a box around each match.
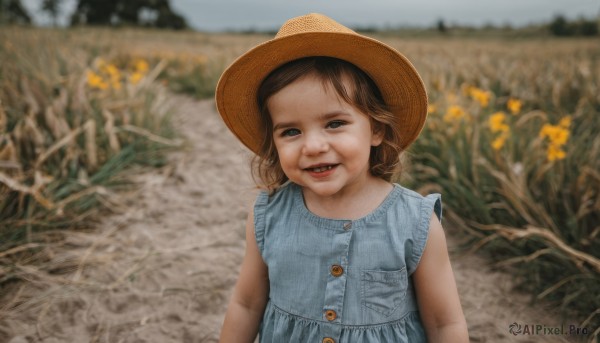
[302,131,329,155]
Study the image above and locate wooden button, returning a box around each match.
[330,265,344,277]
[325,309,337,321]
[323,337,335,343]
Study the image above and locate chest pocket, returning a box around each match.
[361,267,407,316]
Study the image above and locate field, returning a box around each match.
[1,27,599,341]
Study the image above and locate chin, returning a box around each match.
[304,183,343,197]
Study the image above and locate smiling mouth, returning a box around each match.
[305,164,338,173]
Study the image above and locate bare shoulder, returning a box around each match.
[427,211,446,247]
[414,212,448,277]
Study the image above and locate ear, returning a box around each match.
[371,122,385,147]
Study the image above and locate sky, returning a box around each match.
[22,0,600,31]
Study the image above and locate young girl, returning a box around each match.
[216,13,469,343]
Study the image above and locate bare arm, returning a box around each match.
[219,203,269,343]
[413,213,469,343]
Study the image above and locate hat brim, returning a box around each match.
[216,31,428,154]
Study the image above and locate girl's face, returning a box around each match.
[268,74,384,199]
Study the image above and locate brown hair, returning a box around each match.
[252,56,404,194]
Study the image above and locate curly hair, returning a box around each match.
[252,56,405,194]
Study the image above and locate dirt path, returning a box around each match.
[1,96,579,342]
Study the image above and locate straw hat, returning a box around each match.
[215,13,427,154]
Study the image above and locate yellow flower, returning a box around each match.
[507,98,522,115]
[427,104,437,114]
[95,63,122,90]
[539,124,552,137]
[553,129,569,145]
[559,115,571,128]
[492,135,507,150]
[469,87,491,108]
[547,144,566,161]
[86,70,108,90]
[86,70,101,86]
[134,59,149,73]
[539,124,569,146]
[489,112,509,133]
[102,64,120,77]
[443,105,466,123]
[539,118,570,162]
[130,71,144,85]
[488,111,511,150]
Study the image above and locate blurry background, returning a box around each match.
[2,0,597,34]
[1,1,599,342]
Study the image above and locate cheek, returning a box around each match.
[274,143,296,166]
[337,132,372,153]
[336,135,373,165]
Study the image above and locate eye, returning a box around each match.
[327,120,346,129]
[281,128,301,137]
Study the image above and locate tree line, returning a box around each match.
[433,15,598,36]
[0,0,187,29]
[548,15,598,36]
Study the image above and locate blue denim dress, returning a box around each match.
[254,181,441,343]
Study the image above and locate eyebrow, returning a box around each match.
[272,111,351,132]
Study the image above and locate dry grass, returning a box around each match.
[0,27,180,319]
[391,36,599,337]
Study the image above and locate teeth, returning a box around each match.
[312,165,334,172]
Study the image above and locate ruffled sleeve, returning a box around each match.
[253,190,269,255]
[407,193,442,275]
